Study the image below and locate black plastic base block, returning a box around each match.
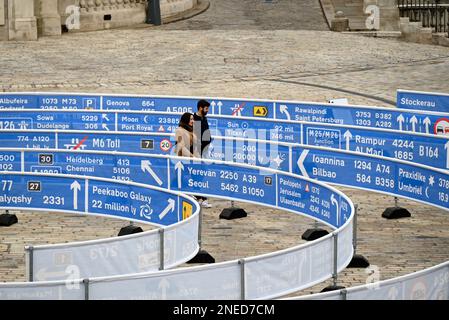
[219,208,247,220]
[186,249,215,264]
[347,254,370,268]
[118,225,143,236]
[0,213,18,227]
[382,207,411,219]
[301,228,329,241]
[321,285,346,293]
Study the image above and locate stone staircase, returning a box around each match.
[400,16,449,45]
[323,0,400,31]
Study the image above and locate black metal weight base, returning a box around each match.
[382,207,411,219]
[118,225,143,236]
[0,213,18,227]
[347,254,370,268]
[321,285,346,293]
[219,207,247,220]
[186,249,215,264]
[301,228,329,241]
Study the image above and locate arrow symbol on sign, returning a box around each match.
[445,141,449,169]
[280,104,291,120]
[175,161,185,189]
[102,124,109,131]
[297,150,309,178]
[70,180,81,210]
[102,114,110,121]
[210,101,216,115]
[159,198,176,220]
[217,101,223,114]
[423,117,431,134]
[397,114,405,131]
[343,130,352,151]
[141,160,163,186]
[331,194,339,226]
[158,278,170,300]
[410,115,418,132]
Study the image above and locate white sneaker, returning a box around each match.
[201,200,212,208]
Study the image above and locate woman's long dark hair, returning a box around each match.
[178,112,193,132]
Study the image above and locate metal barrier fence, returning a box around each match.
[0,157,355,299]
[398,0,449,34]
[287,261,449,300]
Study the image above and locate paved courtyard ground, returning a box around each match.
[1,0,449,298]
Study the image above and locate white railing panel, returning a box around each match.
[337,221,354,270]
[163,213,200,269]
[32,230,162,281]
[347,265,449,300]
[309,236,334,283]
[245,246,312,299]
[89,262,241,300]
[0,281,85,300]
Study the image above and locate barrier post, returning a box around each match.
[332,233,338,287]
[25,245,34,282]
[83,279,90,300]
[382,196,411,219]
[239,259,246,300]
[321,233,345,292]
[187,207,215,264]
[159,228,165,270]
[347,204,370,268]
[340,289,347,300]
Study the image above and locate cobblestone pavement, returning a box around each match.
[1,0,449,298]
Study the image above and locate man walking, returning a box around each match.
[193,99,213,208]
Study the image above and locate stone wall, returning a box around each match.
[0,1,6,40]
[59,0,198,32]
[1,0,198,40]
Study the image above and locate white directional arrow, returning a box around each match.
[343,130,353,151]
[297,150,309,178]
[445,141,449,169]
[175,161,185,189]
[280,104,291,120]
[331,194,339,225]
[410,115,418,132]
[70,180,81,210]
[210,101,216,115]
[423,117,431,134]
[102,123,109,131]
[397,114,405,131]
[141,160,163,186]
[159,278,170,300]
[159,198,176,220]
[102,114,110,121]
[217,101,223,114]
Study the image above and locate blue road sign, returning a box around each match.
[0,110,115,130]
[302,124,449,171]
[3,93,449,136]
[0,94,100,110]
[0,172,194,227]
[0,174,85,213]
[87,180,180,226]
[397,90,449,113]
[294,147,449,211]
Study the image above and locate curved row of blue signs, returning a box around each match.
[0,171,196,227]
[1,91,449,134]
[0,108,448,170]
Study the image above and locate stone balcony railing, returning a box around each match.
[78,0,148,13]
